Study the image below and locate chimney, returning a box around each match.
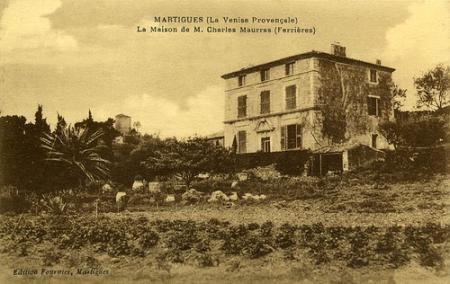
[376,59,382,65]
[331,43,346,57]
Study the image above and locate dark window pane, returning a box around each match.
[285,63,294,76]
[238,95,247,118]
[287,124,297,149]
[261,69,270,81]
[372,134,378,148]
[368,97,377,116]
[260,91,270,114]
[238,131,246,153]
[238,75,245,87]
[370,69,377,82]
[261,137,270,152]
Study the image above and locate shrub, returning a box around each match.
[139,231,160,249]
[275,224,297,249]
[157,249,184,263]
[194,253,215,267]
[0,186,31,213]
[235,150,311,176]
[165,228,199,251]
[419,246,443,267]
[241,235,273,259]
[42,250,63,266]
[260,221,274,238]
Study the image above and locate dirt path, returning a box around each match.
[108,200,449,227]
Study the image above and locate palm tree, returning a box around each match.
[40,126,111,187]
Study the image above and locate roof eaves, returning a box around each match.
[221,51,395,79]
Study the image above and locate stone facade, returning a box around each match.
[222,47,395,156]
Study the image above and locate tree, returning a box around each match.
[414,64,450,111]
[379,115,448,149]
[144,137,235,188]
[390,84,407,111]
[55,113,67,135]
[111,134,166,185]
[0,115,31,187]
[40,126,111,187]
[75,111,120,148]
[378,120,404,150]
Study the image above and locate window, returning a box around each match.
[285,62,295,76]
[238,131,246,153]
[238,75,246,87]
[261,137,271,153]
[285,85,297,110]
[371,134,378,149]
[237,95,247,118]
[260,91,270,114]
[281,124,302,150]
[368,96,381,116]
[370,69,377,83]
[260,68,270,81]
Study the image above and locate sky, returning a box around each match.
[0,0,449,137]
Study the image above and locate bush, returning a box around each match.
[235,150,311,176]
[275,224,297,249]
[0,186,31,214]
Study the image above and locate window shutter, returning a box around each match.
[280,126,286,150]
[377,98,382,117]
[286,85,297,110]
[296,124,303,149]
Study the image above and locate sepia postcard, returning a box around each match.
[0,0,449,283]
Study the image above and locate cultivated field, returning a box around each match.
[0,174,449,284]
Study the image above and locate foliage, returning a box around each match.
[0,216,448,269]
[317,61,398,143]
[111,134,168,186]
[414,64,450,111]
[40,126,112,186]
[40,195,69,215]
[74,110,120,148]
[234,150,310,176]
[0,186,31,213]
[275,151,311,175]
[144,137,235,188]
[378,120,404,150]
[0,107,118,192]
[379,114,448,149]
[0,107,50,190]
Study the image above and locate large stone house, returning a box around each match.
[221,44,395,174]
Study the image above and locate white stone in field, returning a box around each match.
[116,192,127,203]
[242,193,267,201]
[208,190,229,203]
[228,192,238,201]
[242,193,253,200]
[132,180,144,191]
[165,194,175,203]
[231,181,239,188]
[102,183,113,192]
